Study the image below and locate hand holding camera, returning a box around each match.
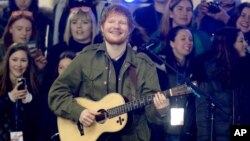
[206,6,230,24]
[199,0,230,24]
[207,1,221,14]
[199,1,221,14]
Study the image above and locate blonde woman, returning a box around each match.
[44,6,98,103]
[46,5,97,68]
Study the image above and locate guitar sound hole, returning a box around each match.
[96,109,107,124]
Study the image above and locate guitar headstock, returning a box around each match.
[169,81,197,97]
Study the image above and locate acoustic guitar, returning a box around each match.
[57,82,196,141]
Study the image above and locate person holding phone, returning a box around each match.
[0,43,40,141]
[0,10,47,70]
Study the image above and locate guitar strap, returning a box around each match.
[129,65,137,101]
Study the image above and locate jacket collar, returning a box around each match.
[96,42,137,68]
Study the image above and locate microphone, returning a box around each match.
[137,39,164,65]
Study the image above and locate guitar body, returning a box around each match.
[57,82,195,141]
[57,93,128,141]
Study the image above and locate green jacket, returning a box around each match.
[48,43,166,141]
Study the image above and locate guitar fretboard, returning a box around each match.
[107,88,184,118]
[106,82,194,118]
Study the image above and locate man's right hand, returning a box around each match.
[79,109,98,127]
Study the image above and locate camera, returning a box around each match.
[207,2,221,14]
[17,78,26,90]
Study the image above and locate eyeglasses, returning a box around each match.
[11,10,33,18]
[70,6,92,13]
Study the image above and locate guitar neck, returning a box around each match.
[107,83,191,118]
[107,89,181,118]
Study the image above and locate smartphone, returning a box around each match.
[27,40,38,58]
[17,78,26,90]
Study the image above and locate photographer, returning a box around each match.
[193,0,239,37]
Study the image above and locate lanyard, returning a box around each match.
[14,100,21,131]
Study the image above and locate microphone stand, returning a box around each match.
[137,47,231,141]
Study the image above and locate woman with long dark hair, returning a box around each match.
[0,43,40,141]
[155,26,196,141]
[195,27,248,141]
[228,2,250,47]
[151,0,211,57]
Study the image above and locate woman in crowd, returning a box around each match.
[0,11,35,57]
[151,26,196,141]
[195,27,248,141]
[164,26,196,141]
[0,0,52,51]
[0,10,47,70]
[56,0,98,44]
[152,0,211,57]
[228,2,250,46]
[0,43,40,141]
[45,6,97,89]
[228,2,250,124]
[147,0,210,96]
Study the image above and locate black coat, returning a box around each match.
[0,82,40,141]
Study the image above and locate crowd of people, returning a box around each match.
[0,0,249,141]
